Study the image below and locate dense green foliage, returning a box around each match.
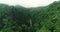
[0,1,60,32]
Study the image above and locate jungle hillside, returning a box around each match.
[0,1,60,32]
